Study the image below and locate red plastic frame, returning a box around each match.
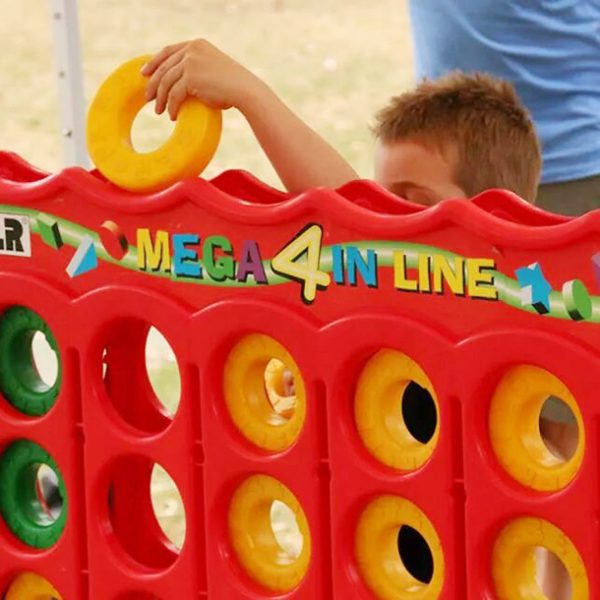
[0,151,598,599]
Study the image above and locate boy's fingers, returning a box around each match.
[145,49,185,101]
[154,64,184,114]
[141,41,186,75]
[167,78,189,120]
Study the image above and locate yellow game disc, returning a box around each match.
[489,365,584,492]
[86,55,222,193]
[492,517,588,599]
[4,572,62,600]
[224,334,306,452]
[355,349,440,471]
[355,495,444,599]
[228,475,311,592]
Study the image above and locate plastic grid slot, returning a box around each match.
[0,286,597,599]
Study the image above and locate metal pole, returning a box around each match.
[50,0,89,167]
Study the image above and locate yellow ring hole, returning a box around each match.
[355,495,444,600]
[264,358,297,420]
[228,474,311,592]
[492,517,589,599]
[224,334,306,451]
[5,572,62,600]
[489,365,584,491]
[86,55,222,193]
[355,349,439,471]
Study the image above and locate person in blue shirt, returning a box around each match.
[409,0,600,216]
[407,6,590,596]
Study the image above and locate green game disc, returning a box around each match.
[0,306,62,415]
[0,440,67,548]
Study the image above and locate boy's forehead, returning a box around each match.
[374,138,466,203]
[376,135,455,162]
[375,138,456,179]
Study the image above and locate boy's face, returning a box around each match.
[374,138,467,206]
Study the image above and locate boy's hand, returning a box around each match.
[141,40,261,120]
[141,39,357,194]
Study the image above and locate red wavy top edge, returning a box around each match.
[1,150,597,250]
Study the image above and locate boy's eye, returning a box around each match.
[403,188,441,207]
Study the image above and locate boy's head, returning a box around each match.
[373,72,542,205]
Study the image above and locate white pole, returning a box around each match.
[50,0,89,167]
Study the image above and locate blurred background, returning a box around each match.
[1,0,413,184]
[3,0,413,556]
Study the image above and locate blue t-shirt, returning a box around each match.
[408,0,600,184]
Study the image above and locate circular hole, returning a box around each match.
[402,381,437,444]
[131,103,176,153]
[0,440,67,549]
[397,525,434,585]
[270,499,304,561]
[32,463,64,525]
[224,334,306,452]
[355,349,440,471]
[106,456,184,570]
[489,365,584,492]
[150,464,186,550]
[228,475,311,592]
[535,547,572,599]
[0,307,62,416]
[264,358,297,420]
[145,327,181,417]
[355,495,444,599]
[31,331,59,389]
[492,517,587,599]
[4,572,62,600]
[102,319,181,433]
[539,396,579,462]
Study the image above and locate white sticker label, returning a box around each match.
[0,214,31,257]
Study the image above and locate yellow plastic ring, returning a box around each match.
[228,474,311,592]
[489,365,584,491]
[355,349,439,471]
[355,495,444,600]
[86,55,222,193]
[492,517,589,599]
[224,334,306,451]
[4,572,62,599]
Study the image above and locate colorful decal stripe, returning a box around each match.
[1,206,598,324]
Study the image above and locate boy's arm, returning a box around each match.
[142,40,358,194]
